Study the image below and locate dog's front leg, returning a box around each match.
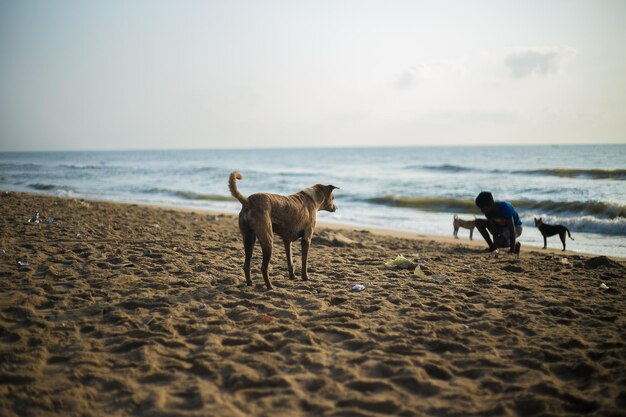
[301,237,311,281]
[283,239,296,280]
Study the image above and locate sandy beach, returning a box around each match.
[1,191,625,417]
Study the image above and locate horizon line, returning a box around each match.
[1,141,625,154]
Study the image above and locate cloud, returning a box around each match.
[395,60,467,90]
[504,46,577,79]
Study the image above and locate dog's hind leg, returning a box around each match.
[301,237,311,281]
[543,235,547,249]
[453,226,458,238]
[470,227,474,240]
[242,230,256,286]
[255,220,274,290]
[559,231,566,251]
[283,239,296,280]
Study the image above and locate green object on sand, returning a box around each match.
[385,255,416,269]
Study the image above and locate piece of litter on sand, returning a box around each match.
[47,217,55,223]
[0,248,6,255]
[432,275,454,284]
[418,259,427,265]
[257,314,273,324]
[111,263,134,270]
[385,255,416,269]
[17,260,29,267]
[76,233,82,239]
[151,223,160,228]
[599,283,609,290]
[144,317,154,325]
[28,212,40,224]
[560,257,569,265]
[351,284,366,292]
[413,266,426,277]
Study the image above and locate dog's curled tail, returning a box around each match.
[566,228,574,240]
[229,171,248,205]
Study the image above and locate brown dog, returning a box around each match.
[229,171,338,290]
[453,215,476,240]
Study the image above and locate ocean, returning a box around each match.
[1,145,625,257]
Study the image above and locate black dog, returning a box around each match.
[534,218,574,251]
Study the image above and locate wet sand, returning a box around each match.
[1,192,625,416]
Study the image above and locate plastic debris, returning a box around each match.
[599,283,609,290]
[47,217,55,223]
[413,266,426,277]
[0,248,5,255]
[152,224,160,228]
[17,260,29,267]
[257,314,273,324]
[432,275,454,284]
[560,257,569,265]
[76,233,82,239]
[418,259,428,265]
[385,255,416,269]
[351,284,366,292]
[28,212,40,224]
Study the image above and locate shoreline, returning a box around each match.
[8,190,615,260]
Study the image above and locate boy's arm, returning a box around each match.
[506,216,516,252]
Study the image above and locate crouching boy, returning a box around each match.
[474,191,522,254]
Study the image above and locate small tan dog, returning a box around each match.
[453,215,476,240]
[229,171,338,290]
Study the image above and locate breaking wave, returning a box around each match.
[515,168,626,180]
[416,164,626,180]
[28,183,75,193]
[367,196,626,219]
[420,164,482,173]
[146,188,235,201]
[522,215,626,236]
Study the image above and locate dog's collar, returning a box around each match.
[302,187,321,205]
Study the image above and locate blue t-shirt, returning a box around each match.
[486,201,522,227]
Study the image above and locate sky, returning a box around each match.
[1,0,625,151]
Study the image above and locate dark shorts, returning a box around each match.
[494,226,523,247]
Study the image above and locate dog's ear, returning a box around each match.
[328,185,339,191]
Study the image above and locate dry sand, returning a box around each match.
[1,192,625,417]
